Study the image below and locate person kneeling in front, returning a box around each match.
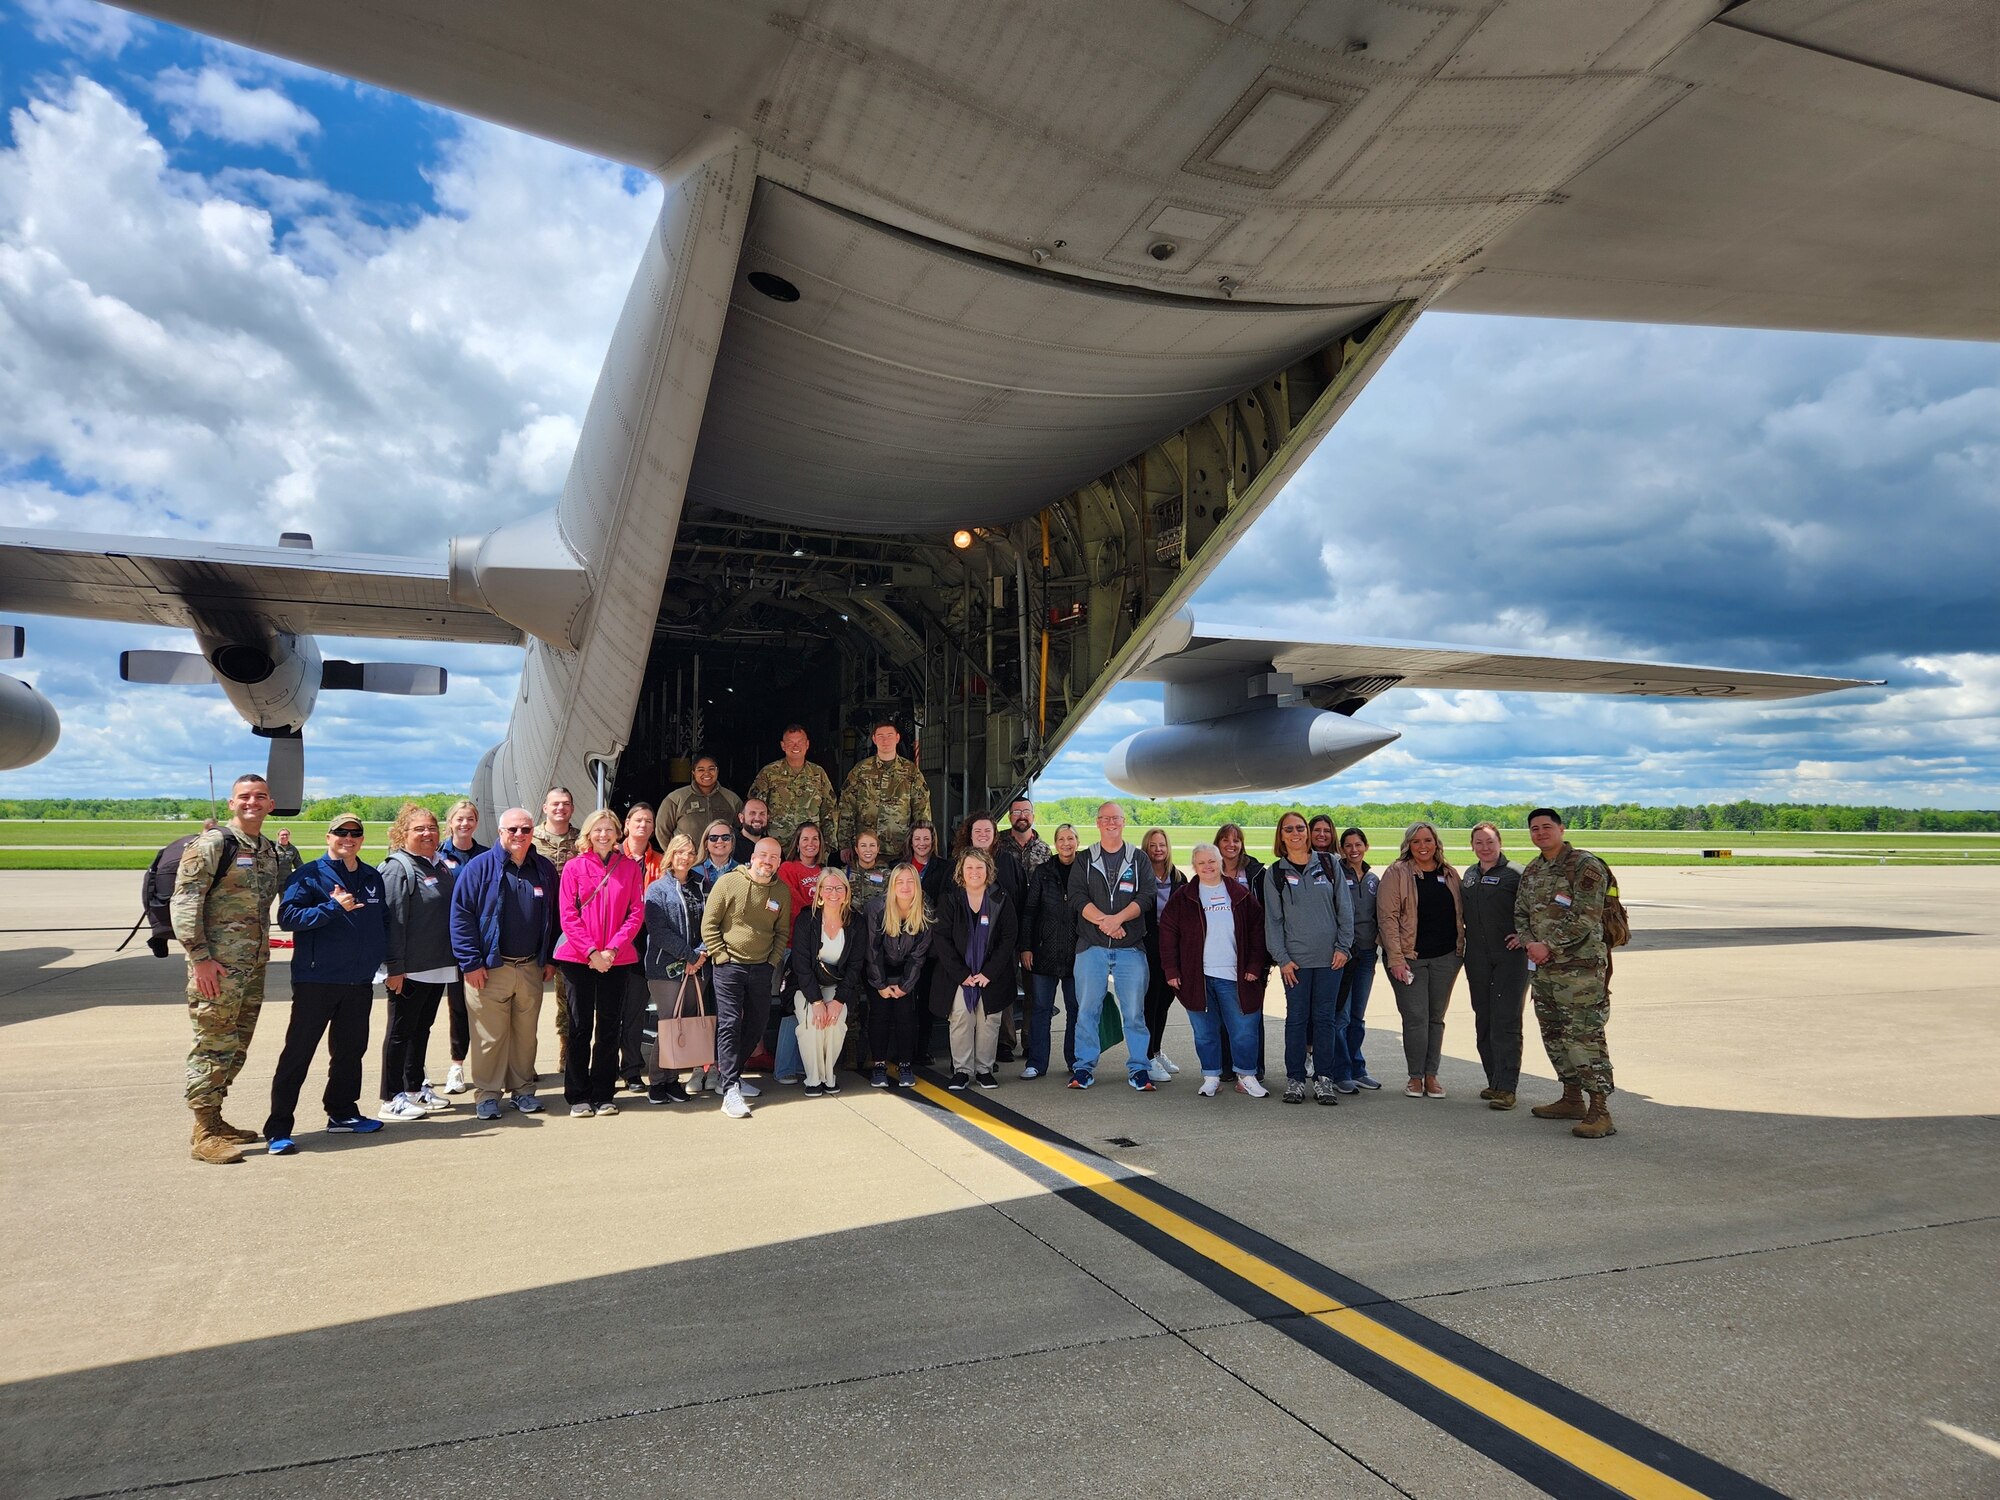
[264,814,389,1153]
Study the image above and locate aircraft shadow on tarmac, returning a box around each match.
[1624,924,1968,951]
[0,949,197,1025]
[8,1082,1996,1500]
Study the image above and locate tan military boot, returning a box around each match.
[1487,1090,1516,1110]
[190,1106,244,1164]
[1478,1086,1497,1100]
[1572,1093,1616,1138]
[212,1113,260,1145]
[1531,1083,1586,1119]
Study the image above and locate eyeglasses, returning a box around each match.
[500,825,533,835]
[1281,825,1308,836]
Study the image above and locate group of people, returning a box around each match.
[172,720,1620,1164]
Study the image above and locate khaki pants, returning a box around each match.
[793,993,849,1087]
[948,1004,1001,1077]
[469,959,543,1103]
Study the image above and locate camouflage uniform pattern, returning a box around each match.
[1005,830,1052,878]
[837,755,932,862]
[173,825,284,1110]
[1513,843,1613,1096]
[747,758,840,849]
[534,822,580,1060]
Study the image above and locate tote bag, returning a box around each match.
[652,972,716,1069]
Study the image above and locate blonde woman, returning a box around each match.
[786,868,862,1095]
[1377,820,1464,1098]
[437,797,486,1093]
[553,808,645,1116]
[864,863,931,1089]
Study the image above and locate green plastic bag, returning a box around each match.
[1097,993,1123,1051]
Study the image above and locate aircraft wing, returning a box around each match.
[0,527,520,645]
[1133,615,1879,717]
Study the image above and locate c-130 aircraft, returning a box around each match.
[3,0,1990,818]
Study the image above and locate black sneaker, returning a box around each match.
[871,1065,889,1088]
[803,1081,824,1097]
[948,1072,971,1091]
[823,1075,842,1095]
[646,1082,675,1104]
[975,1071,999,1090]
[996,1042,1015,1062]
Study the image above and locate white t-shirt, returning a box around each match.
[1200,882,1237,980]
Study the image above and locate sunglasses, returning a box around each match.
[500,825,533,835]
[330,827,363,838]
[707,833,733,842]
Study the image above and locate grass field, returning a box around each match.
[2,819,1994,870]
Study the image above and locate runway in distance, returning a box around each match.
[2,0,1991,818]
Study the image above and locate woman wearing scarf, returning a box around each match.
[927,847,1017,1092]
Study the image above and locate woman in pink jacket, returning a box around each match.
[555,808,647,1117]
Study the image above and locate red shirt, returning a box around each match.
[779,860,823,914]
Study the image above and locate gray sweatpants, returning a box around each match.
[1388,954,1462,1077]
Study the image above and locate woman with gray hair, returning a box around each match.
[1376,820,1464,1098]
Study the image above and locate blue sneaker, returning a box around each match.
[1354,1074,1382,1091]
[1334,1078,1360,1095]
[475,1098,502,1121]
[326,1115,383,1134]
[512,1092,542,1113]
[1068,1069,1093,1089]
[1128,1073,1155,1091]
[267,1137,297,1155]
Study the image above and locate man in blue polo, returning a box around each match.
[264,811,389,1153]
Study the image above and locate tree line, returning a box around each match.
[2,795,1992,833]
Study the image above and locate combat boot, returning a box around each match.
[212,1113,260,1145]
[1531,1082,1586,1120]
[1487,1090,1516,1110]
[190,1106,244,1165]
[1572,1093,1616,1139]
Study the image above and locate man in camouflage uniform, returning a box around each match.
[173,772,285,1164]
[838,718,932,863]
[533,786,580,1074]
[660,756,742,847]
[1513,807,1616,1139]
[747,724,839,851]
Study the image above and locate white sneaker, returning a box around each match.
[737,1078,762,1098]
[1147,1056,1171,1083]
[377,1095,426,1122]
[721,1086,751,1119]
[417,1084,451,1112]
[1198,1076,1220,1097]
[1234,1073,1269,1099]
[443,1063,468,1095]
[1158,1050,1181,1076]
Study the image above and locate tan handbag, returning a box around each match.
[652,972,716,1070]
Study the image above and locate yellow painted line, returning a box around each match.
[913,1078,1713,1500]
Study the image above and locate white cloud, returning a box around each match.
[152,66,320,150]
[18,0,134,56]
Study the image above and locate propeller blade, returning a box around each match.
[121,650,216,686]
[261,728,305,817]
[2,625,21,661]
[320,660,447,695]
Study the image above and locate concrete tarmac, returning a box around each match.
[1,866,1995,1498]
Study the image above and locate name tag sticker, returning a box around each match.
[766,898,781,912]
[1286,874,1299,887]
[420,876,438,888]
[978,914,989,925]
[532,886,545,898]
[235,856,255,867]
[1554,893,1572,906]
[1483,875,1500,885]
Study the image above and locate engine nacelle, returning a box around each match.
[198,629,322,733]
[0,673,60,769]
[1105,705,1399,798]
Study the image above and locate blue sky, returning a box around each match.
[2,0,1997,808]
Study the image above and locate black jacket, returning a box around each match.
[1022,855,1087,978]
[863,897,931,995]
[785,907,866,1006]
[927,890,1018,1019]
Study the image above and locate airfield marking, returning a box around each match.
[907,1076,1786,1500]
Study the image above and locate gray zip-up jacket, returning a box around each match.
[382,848,458,977]
[1261,853,1354,969]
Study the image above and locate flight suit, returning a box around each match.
[535,822,580,1072]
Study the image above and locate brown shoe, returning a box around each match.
[1488,1090,1516,1110]
[1572,1093,1616,1138]
[1531,1083,1587,1120]
[1478,1086,1497,1100]
[213,1116,260,1144]
[190,1105,243,1165]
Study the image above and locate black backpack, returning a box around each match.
[123,830,237,958]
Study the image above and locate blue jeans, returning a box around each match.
[774,1013,803,1081]
[1073,945,1151,1079]
[1336,950,1377,1080]
[1187,978,1263,1077]
[1027,970,1079,1074]
[1281,964,1343,1082]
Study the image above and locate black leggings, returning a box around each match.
[446,978,469,1062]
[557,961,627,1107]
[380,979,445,1099]
[869,988,920,1068]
